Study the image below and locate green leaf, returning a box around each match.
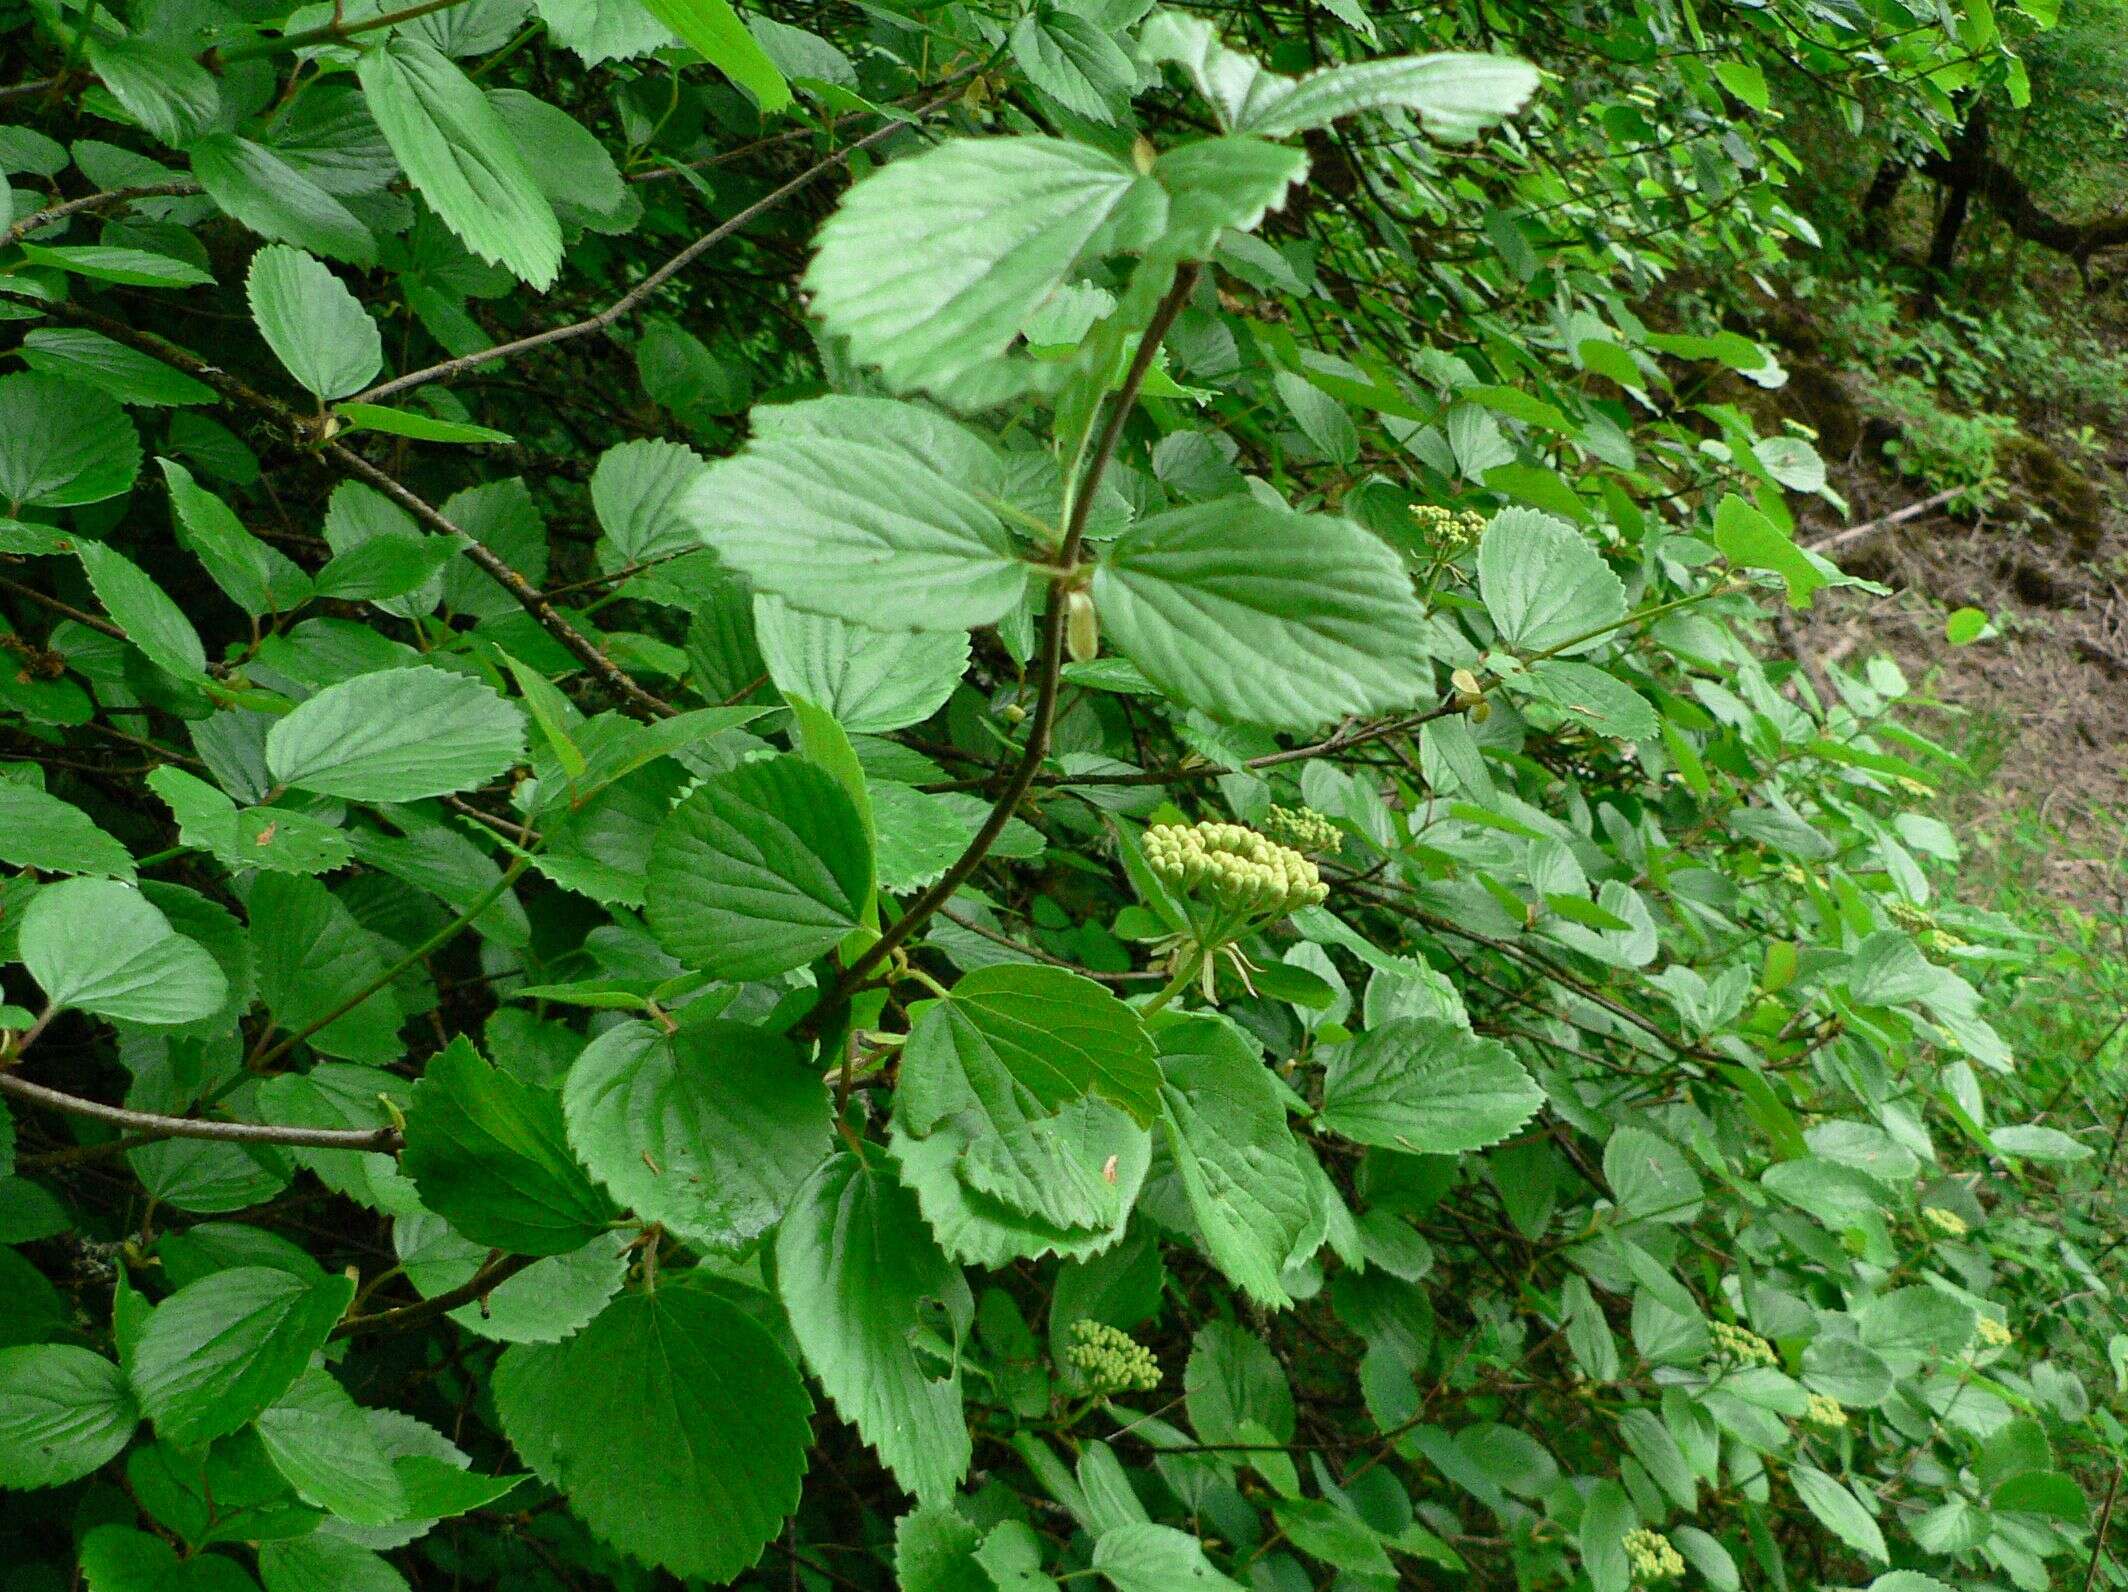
[1714,493,1828,608]
[1857,1286,1975,1374]
[1244,53,1541,140]
[249,873,404,1062]
[257,1064,418,1213]
[1790,1464,1888,1563]
[636,0,790,109]
[1945,606,1991,645]
[1990,1122,2093,1161]
[1603,1126,1703,1225]
[803,138,1151,406]
[74,537,208,681]
[20,243,214,288]
[1090,1522,1245,1590]
[257,1537,409,1592]
[1156,1017,1316,1308]
[564,1019,831,1251]
[266,665,526,801]
[333,404,513,445]
[493,1285,811,1580]
[161,458,314,617]
[913,965,1163,1125]
[644,754,873,979]
[395,1216,627,1343]
[21,879,228,1025]
[687,397,1030,629]
[402,1037,618,1256]
[79,1525,260,1591]
[1319,1018,1543,1153]
[19,329,216,407]
[246,245,382,403]
[777,1152,974,1506]
[191,135,376,267]
[0,778,135,878]
[254,1368,407,1525]
[589,438,707,567]
[0,373,142,509]
[356,35,562,289]
[1752,434,1824,492]
[1714,59,1771,112]
[82,36,219,143]
[0,1344,138,1488]
[754,595,970,733]
[1011,8,1135,123]
[1093,500,1433,730]
[131,1267,356,1449]
[1476,507,1626,654]
[1515,660,1657,741]
[894,1503,987,1591]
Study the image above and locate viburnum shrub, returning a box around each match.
[0,0,2109,1587]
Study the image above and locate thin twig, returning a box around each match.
[1802,487,1962,556]
[330,1252,540,1339]
[0,1071,402,1152]
[0,181,200,250]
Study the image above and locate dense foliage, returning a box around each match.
[1,0,2123,1587]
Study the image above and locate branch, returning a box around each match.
[1802,487,1961,556]
[1,182,200,250]
[346,84,966,408]
[330,1252,540,1339]
[325,446,678,721]
[0,1070,402,1152]
[797,268,1203,1030]
[208,0,476,63]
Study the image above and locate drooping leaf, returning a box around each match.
[0,375,139,509]
[0,779,135,878]
[0,1344,138,1488]
[356,35,563,288]
[493,1285,811,1580]
[192,136,377,267]
[776,1153,974,1506]
[401,1037,618,1256]
[636,0,790,109]
[254,1368,407,1525]
[130,1267,356,1449]
[18,329,216,407]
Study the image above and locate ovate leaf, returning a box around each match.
[563,1020,831,1251]
[131,1267,355,1448]
[1094,500,1432,730]
[246,245,382,402]
[266,665,526,801]
[1319,1018,1542,1153]
[644,755,872,979]
[74,537,208,681]
[493,1285,811,1580]
[356,35,562,288]
[21,879,227,1025]
[776,1153,973,1506]
[402,1037,617,1256]
[803,137,1151,406]
[753,595,971,733]
[1476,508,1625,654]
[0,1344,138,1488]
[254,1368,406,1525]
[0,374,141,509]
[1790,1465,1888,1563]
[1245,53,1541,140]
[686,397,1029,629]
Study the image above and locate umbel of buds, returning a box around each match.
[1709,1320,1778,1368]
[1262,803,1340,854]
[1064,1319,1161,1395]
[1803,1392,1848,1429]
[1412,502,1486,552]
[1623,1528,1685,1582]
[1142,821,1326,1005]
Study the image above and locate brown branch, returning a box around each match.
[1,182,201,250]
[1802,487,1962,557]
[347,84,967,409]
[796,269,1203,1033]
[0,1070,403,1153]
[330,1252,540,1339]
[325,445,678,721]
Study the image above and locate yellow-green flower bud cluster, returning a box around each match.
[1624,1528,1685,1582]
[1803,1392,1848,1430]
[1145,822,1327,920]
[1976,1314,2013,1350]
[1921,1206,1968,1237]
[1710,1321,1777,1367]
[1065,1319,1160,1394]
[1884,898,1933,933]
[1413,503,1486,552]
[1262,804,1340,855]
